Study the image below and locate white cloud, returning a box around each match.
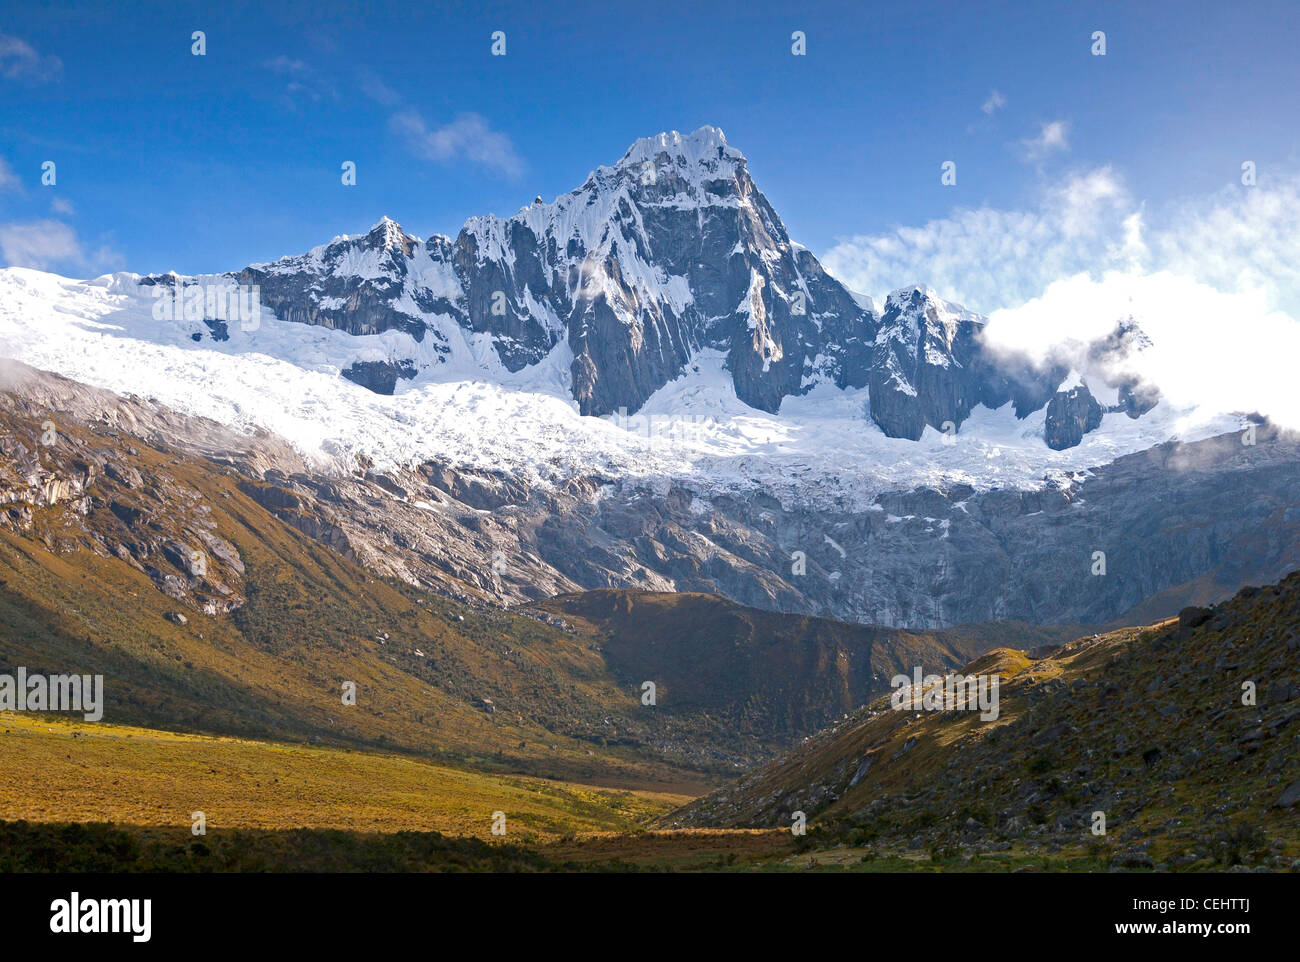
[389,111,524,179]
[981,90,1006,116]
[0,220,80,268]
[263,56,336,105]
[1149,177,1300,317]
[0,219,121,273]
[983,271,1300,429]
[1020,120,1070,160]
[824,167,1134,310]
[0,32,62,82]
[50,196,74,215]
[1054,166,1127,237]
[0,156,19,192]
[822,168,1300,430]
[825,168,1300,313]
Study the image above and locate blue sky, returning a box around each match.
[1,0,1297,288]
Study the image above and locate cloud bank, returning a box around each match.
[823,170,1300,429]
[0,219,122,274]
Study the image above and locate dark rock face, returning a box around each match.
[977,356,1070,419]
[864,287,1073,440]
[224,129,884,418]
[341,360,416,395]
[236,219,431,341]
[1117,381,1161,419]
[1086,318,1161,418]
[1044,380,1104,450]
[201,318,229,342]
[869,288,985,439]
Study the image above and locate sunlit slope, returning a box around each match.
[671,575,1300,868]
[0,713,684,840]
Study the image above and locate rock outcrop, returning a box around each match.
[1044,376,1104,450]
[0,377,248,615]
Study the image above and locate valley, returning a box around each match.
[0,360,1294,873]
[0,364,1017,789]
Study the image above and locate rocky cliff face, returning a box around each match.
[865,286,1064,440]
[1044,377,1104,450]
[0,380,248,616]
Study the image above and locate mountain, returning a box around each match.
[0,126,1296,876]
[154,127,1136,445]
[228,128,882,419]
[0,127,1293,635]
[666,573,1300,870]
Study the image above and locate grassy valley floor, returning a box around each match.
[0,713,1127,872]
[0,713,689,841]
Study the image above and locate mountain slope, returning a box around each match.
[529,590,1073,738]
[0,368,1044,783]
[2,358,1293,637]
[668,574,1300,869]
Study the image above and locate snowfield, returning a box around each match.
[0,266,1244,510]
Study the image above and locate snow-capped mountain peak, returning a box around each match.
[616,125,743,172]
[112,129,1177,450]
[218,127,881,418]
[363,216,411,249]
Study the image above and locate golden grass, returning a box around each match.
[0,713,691,841]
